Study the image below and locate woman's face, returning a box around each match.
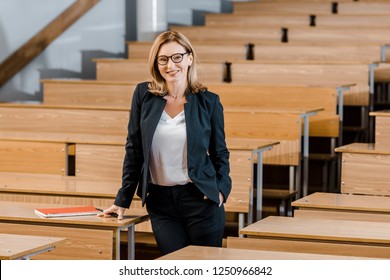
[157,41,193,85]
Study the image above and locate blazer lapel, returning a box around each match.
[184,93,197,153]
[142,95,166,158]
[140,94,166,203]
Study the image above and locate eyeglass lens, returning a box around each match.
[157,53,187,65]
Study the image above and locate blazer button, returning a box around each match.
[189,167,194,173]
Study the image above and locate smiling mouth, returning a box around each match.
[167,70,179,75]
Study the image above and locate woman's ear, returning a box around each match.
[188,53,193,66]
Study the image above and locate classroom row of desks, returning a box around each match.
[2,190,390,260]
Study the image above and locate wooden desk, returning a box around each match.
[240,216,390,249]
[157,245,375,260]
[0,233,65,260]
[292,192,390,222]
[335,143,390,196]
[0,201,148,260]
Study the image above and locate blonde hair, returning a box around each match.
[147,30,207,96]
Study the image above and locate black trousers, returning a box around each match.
[146,182,225,255]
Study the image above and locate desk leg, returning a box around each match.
[302,115,309,197]
[238,213,244,238]
[256,150,263,221]
[127,226,135,260]
[255,145,275,221]
[114,228,121,260]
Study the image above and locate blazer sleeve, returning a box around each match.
[208,94,232,202]
[114,84,145,208]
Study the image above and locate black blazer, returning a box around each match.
[114,82,231,208]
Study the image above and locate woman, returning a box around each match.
[99,30,231,255]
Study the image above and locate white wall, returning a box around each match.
[167,0,222,26]
[0,0,126,101]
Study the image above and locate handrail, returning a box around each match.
[0,0,101,87]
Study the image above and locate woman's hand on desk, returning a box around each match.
[97,205,125,220]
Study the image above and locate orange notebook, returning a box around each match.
[34,205,101,218]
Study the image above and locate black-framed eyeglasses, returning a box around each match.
[156,52,189,65]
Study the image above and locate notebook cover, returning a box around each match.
[34,205,101,218]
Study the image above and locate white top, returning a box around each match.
[149,110,191,186]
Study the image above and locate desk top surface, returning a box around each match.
[0,131,280,152]
[157,245,376,260]
[0,201,148,229]
[0,233,65,260]
[369,110,390,117]
[0,130,126,145]
[224,106,323,115]
[292,192,390,213]
[227,138,280,151]
[0,172,120,198]
[240,216,390,245]
[335,143,390,155]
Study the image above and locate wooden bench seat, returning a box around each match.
[292,192,390,223]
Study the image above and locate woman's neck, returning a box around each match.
[166,81,187,98]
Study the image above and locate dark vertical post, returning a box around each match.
[309,15,316,27]
[246,43,255,60]
[223,62,232,83]
[281,27,288,43]
[332,2,338,14]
